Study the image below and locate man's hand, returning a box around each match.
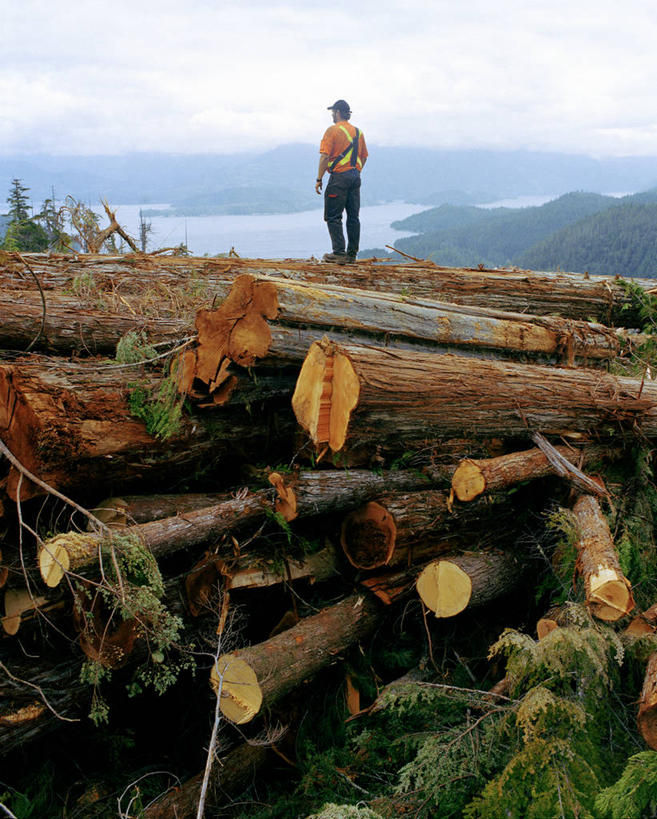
[315,178,323,194]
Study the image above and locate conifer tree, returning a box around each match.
[1,178,49,252]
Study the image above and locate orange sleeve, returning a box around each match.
[319,126,335,155]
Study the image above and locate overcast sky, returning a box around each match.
[3,0,657,157]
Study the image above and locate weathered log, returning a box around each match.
[292,339,657,456]
[210,592,380,724]
[0,289,192,355]
[142,742,269,819]
[183,275,622,400]
[0,652,88,755]
[92,491,238,526]
[451,443,615,502]
[0,356,295,500]
[185,542,340,619]
[39,489,274,587]
[267,466,442,522]
[638,652,657,749]
[572,494,635,621]
[626,602,657,636]
[340,490,510,570]
[363,549,522,614]
[4,253,648,325]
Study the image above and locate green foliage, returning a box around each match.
[465,735,599,819]
[77,532,192,723]
[115,330,158,364]
[307,805,384,819]
[0,762,57,818]
[1,179,50,252]
[604,448,657,610]
[127,373,184,440]
[595,751,657,819]
[463,625,628,819]
[492,624,623,707]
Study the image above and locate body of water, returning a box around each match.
[100,191,633,259]
[103,202,428,259]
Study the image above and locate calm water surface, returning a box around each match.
[106,202,427,259]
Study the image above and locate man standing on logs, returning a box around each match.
[315,100,368,264]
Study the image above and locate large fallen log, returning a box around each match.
[142,742,269,819]
[267,466,444,522]
[0,290,191,355]
[211,592,380,724]
[0,652,87,755]
[451,443,616,502]
[340,490,512,570]
[361,549,522,615]
[4,253,648,326]
[291,339,657,457]
[0,356,295,500]
[572,494,635,621]
[39,488,275,588]
[181,275,622,401]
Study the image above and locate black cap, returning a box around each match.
[327,99,350,113]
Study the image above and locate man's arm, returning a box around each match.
[315,154,330,194]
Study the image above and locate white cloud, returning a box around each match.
[3,0,657,156]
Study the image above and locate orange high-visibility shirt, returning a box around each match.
[319,120,368,173]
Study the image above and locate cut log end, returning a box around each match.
[2,588,47,635]
[340,501,397,569]
[92,497,130,528]
[211,654,263,724]
[38,539,72,588]
[588,568,635,622]
[451,460,486,502]
[416,560,473,618]
[292,340,360,453]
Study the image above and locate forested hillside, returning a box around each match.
[391,192,621,268]
[517,202,657,277]
[379,189,657,277]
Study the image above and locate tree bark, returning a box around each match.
[626,602,657,637]
[182,275,622,401]
[39,488,277,587]
[0,290,192,355]
[267,466,445,522]
[362,549,522,614]
[0,357,295,500]
[572,494,635,621]
[638,652,657,749]
[292,339,657,457]
[451,443,615,502]
[340,490,511,570]
[211,592,381,724]
[142,742,269,819]
[5,253,648,325]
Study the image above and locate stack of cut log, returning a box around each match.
[0,251,655,815]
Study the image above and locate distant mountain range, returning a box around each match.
[4,147,657,215]
[364,189,657,278]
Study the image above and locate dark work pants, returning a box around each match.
[324,168,361,255]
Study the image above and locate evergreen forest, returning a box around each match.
[374,189,657,277]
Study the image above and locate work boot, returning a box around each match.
[322,252,347,264]
[344,252,358,265]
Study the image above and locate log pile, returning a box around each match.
[1,250,656,816]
